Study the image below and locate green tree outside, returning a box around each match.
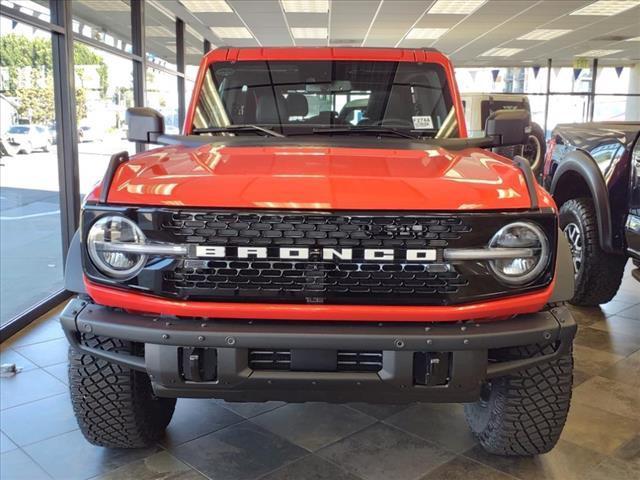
[0,34,105,123]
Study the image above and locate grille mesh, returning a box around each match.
[162,212,470,248]
[161,211,472,302]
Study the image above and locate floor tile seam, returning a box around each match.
[159,414,247,449]
[246,408,377,453]
[379,417,467,457]
[458,453,525,480]
[13,443,56,480]
[1,427,80,450]
[8,333,66,349]
[0,387,68,412]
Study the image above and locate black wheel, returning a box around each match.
[464,343,573,456]
[69,334,176,448]
[522,122,546,175]
[559,198,626,306]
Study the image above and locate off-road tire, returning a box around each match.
[526,122,546,175]
[464,343,573,456]
[559,197,626,306]
[68,334,176,448]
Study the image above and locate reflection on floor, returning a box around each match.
[1,264,638,480]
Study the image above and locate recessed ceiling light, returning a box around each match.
[481,47,523,57]
[146,26,174,37]
[428,0,486,15]
[570,1,639,16]
[180,0,232,12]
[210,26,253,38]
[77,0,129,11]
[291,27,328,39]
[578,49,624,56]
[406,28,449,40]
[281,0,329,13]
[517,29,572,41]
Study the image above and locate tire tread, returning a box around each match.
[68,335,175,448]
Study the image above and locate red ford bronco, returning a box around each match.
[61,47,576,456]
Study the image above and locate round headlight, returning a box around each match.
[488,222,549,285]
[87,216,147,279]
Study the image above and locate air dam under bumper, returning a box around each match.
[60,298,576,403]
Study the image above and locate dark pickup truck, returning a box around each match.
[543,121,640,304]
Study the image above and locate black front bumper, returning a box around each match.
[60,298,576,403]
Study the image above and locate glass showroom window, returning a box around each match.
[72,0,133,54]
[145,0,177,71]
[455,66,549,129]
[74,43,135,194]
[184,26,203,110]
[71,0,135,195]
[0,16,63,325]
[146,67,180,134]
[594,67,640,121]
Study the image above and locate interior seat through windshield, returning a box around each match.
[192,60,459,138]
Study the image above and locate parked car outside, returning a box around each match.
[3,124,50,153]
[78,125,102,143]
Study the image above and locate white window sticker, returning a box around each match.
[412,115,434,130]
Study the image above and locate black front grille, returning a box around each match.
[248,349,383,372]
[162,212,470,248]
[165,260,467,298]
[82,207,557,306]
[160,211,474,304]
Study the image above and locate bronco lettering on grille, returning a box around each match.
[194,246,437,262]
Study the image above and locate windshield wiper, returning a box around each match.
[192,125,284,137]
[311,126,420,140]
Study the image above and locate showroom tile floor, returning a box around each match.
[1,264,638,480]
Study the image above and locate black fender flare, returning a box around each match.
[550,150,614,252]
[64,230,87,294]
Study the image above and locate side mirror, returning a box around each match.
[485,109,530,147]
[126,107,164,143]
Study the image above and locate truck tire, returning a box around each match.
[522,122,546,175]
[559,198,626,306]
[464,343,573,456]
[68,334,176,448]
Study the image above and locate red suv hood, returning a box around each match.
[104,144,544,211]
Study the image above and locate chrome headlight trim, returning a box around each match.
[487,221,550,286]
[87,216,149,279]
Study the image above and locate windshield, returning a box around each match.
[192,60,459,138]
[8,126,30,134]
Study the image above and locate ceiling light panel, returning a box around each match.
[578,49,623,56]
[180,0,232,12]
[406,28,449,39]
[481,47,523,57]
[291,27,328,38]
[77,0,129,11]
[517,29,572,41]
[281,0,329,13]
[428,0,486,15]
[210,26,253,38]
[570,1,639,16]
